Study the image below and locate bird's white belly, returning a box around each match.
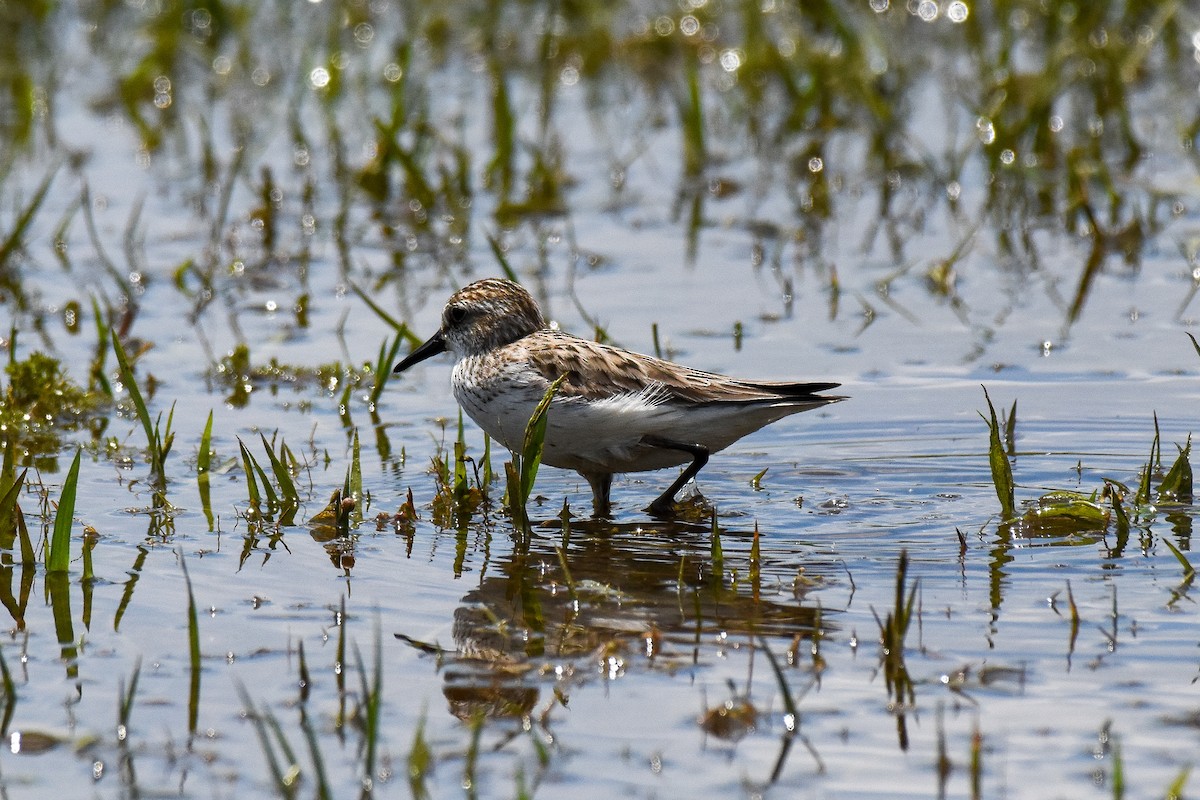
[452,363,692,474]
[451,357,806,476]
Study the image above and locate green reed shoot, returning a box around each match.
[0,467,27,549]
[349,428,363,524]
[369,333,404,409]
[112,331,175,491]
[237,435,300,525]
[1134,416,1161,506]
[1157,436,1192,504]
[980,386,1015,520]
[238,439,274,520]
[48,448,81,574]
[1188,332,1200,359]
[180,554,201,734]
[197,410,214,530]
[505,375,565,524]
[260,434,300,525]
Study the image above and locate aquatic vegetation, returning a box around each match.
[0,350,104,461]
[0,1,1197,797]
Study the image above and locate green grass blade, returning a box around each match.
[180,554,202,733]
[1135,422,1160,506]
[370,333,404,406]
[48,449,82,573]
[1158,436,1193,504]
[981,386,1015,520]
[259,434,299,525]
[112,331,157,464]
[237,439,263,512]
[198,410,215,530]
[1188,332,1200,360]
[0,468,27,547]
[519,375,565,505]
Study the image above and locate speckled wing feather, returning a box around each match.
[524,330,843,406]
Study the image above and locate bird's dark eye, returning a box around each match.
[446,305,468,325]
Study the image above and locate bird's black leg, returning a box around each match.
[642,435,710,516]
[584,472,613,518]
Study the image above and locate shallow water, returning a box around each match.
[2,2,1200,798]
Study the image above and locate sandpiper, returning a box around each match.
[394,278,845,516]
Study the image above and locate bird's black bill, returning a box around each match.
[393,331,447,373]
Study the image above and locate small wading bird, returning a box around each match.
[394,278,845,516]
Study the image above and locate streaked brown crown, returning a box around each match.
[440,279,546,356]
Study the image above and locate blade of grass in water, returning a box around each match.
[48,449,81,574]
[180,553,201,734]
[259,434,299,525]
[369,333,404,407]
[198,410,214,530]
[518,375,564,506]
[350,428,363,523]
[1158,436,1192,504]
[0,468,27,548]
[1134,419,1160,507]
[980,386,1015,520]
[111,332,158,469]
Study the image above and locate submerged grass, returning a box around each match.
[47,448,80,574]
